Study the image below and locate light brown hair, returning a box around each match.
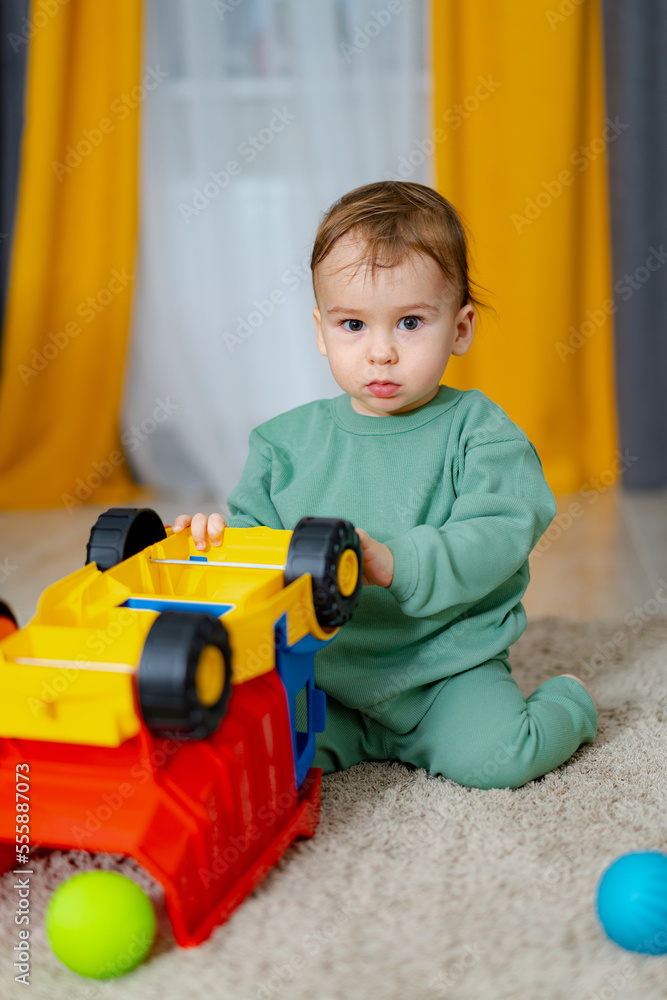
[310,180,486,311]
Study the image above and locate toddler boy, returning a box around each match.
[173,181,597,790]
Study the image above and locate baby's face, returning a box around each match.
[313,238,475,416]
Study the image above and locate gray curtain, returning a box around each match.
[0,0,29,341]
[603,0,667,487]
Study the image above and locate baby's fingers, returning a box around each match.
[171,511,226,549]
[190,512,210,549]
[207,513,226,547]
[171,514,193,532]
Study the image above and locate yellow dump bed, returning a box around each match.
[0,526,334,747]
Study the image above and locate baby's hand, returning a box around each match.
[355,528,394,588]
[171,512,226,550]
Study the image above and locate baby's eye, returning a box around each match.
[341,319,365,332]
[398,315,423,332]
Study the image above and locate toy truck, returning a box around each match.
[0,508,362,948]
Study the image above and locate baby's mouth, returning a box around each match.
[367,381,401,398]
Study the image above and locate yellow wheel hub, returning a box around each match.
[195,644,225,706]
[336,548,359,597]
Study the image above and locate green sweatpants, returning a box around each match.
[313,660,598,790]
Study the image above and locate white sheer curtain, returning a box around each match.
[122,0,431,506]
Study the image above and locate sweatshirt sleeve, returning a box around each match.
[384,434,557,619]
[223,428,285,529]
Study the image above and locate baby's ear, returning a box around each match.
[452,304,475,355]
[313,307,328,356]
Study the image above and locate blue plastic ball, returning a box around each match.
[596,852,667,954]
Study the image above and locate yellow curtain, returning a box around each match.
[433,0,617,496]
[0,0,142,509]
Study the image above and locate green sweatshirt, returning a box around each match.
[225,386,557,732]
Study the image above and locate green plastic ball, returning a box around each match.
[45,871,156,979]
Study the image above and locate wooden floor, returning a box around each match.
[1,485,666,627]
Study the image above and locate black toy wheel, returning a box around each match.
[285,517,363,628]
[85,507,167,572]
[0,600,18,640]
[137,612,232,740]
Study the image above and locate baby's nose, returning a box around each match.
[368,340,398,364]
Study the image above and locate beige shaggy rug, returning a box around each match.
[2,614,667,1000]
